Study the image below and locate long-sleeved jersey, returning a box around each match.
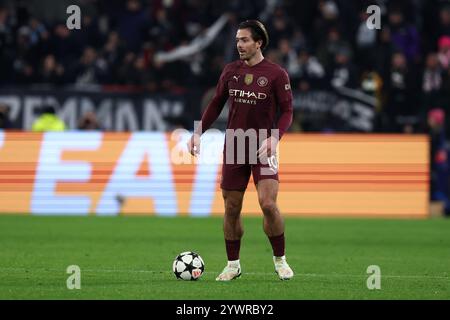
[199,59,293,139]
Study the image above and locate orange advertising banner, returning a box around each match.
[0,131,429,217]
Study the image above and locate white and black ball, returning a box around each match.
[172,251,205,281]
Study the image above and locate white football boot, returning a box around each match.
[216,260,241,281]
[274,256,294,280]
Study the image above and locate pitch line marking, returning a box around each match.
[0,267,448,280]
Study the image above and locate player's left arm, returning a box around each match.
[257,69,293,158]
[274,68,294,140]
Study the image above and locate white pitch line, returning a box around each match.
[0,267,448,280]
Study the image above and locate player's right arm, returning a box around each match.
[188,64,231,156]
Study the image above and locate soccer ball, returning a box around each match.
[172,251,205,281]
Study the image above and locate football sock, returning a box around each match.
[227,259,240,268]
[268,233,285,257]
[225,239,241,261]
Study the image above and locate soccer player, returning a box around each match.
[188,20,294,281]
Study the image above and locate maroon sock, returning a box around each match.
[268,233,285,257]
[225,239,241,261]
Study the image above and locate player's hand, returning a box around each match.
[188,133,201,157]
[257,136,279,160]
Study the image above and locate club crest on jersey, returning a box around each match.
[257,76,268,87]
[244,74,254,85]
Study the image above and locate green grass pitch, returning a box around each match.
[0,215,449,299]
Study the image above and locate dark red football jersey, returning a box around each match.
[200,59,293,138]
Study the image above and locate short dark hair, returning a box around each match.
[238,20,269,50]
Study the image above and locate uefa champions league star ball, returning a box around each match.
[172,251,205,280]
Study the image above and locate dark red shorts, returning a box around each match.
[220,155,279,191]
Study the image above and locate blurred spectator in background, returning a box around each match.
[31,105,66,132]
[266,5,293,48]
[102,31,126,78]
[38,54,65,85]
[128,55,153,87]
[0,103,13,129]
[388,7,420,64]
[384,52,419,132]
[360,66,383,109]
[314,0,340,43]
[49,23,79,66]
[422,52,444,109]
[117,51,137,85]
[437,35,450,70]
[278,38,298,74]
[289,47,326,91]
[13,25,38,84]
[68,46,109,85]
[355,6,378,69]
[437,36,450,115]
[428,108,450,216]
[437,5,450,39]
[264,48,282,66]
[375,27,395,80]
[78,111,102,130]
[317,27,351,70]
[329,46,358,89]
[118,0,150,53]
[28,17,49,46]
[72,13,102,51]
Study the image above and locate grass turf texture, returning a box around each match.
[0,215,449,299]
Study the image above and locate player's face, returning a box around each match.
[236,28,261,61]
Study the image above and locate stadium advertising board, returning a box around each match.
[0,89,194,131]
[1,88,376,133]
[0,132,428,217]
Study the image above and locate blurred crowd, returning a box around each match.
[0,0,450,135]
